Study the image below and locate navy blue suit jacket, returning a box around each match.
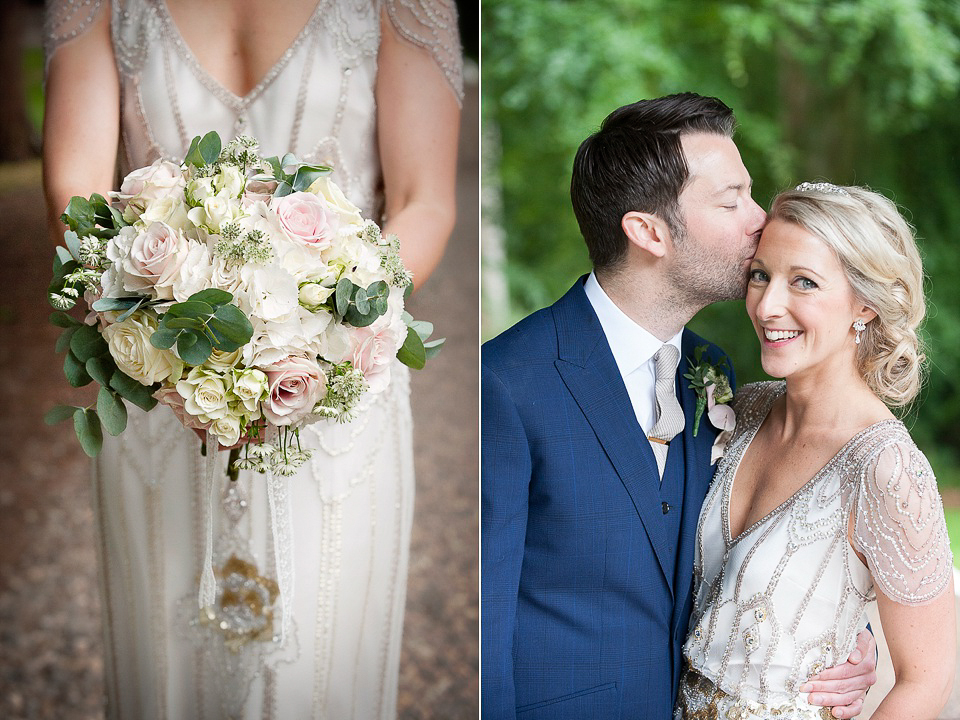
[481,278,733,719]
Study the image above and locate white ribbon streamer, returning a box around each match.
[198,442,219,614]
[266,460,295,645]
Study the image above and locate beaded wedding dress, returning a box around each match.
[676,381,953,720]
[44,1,462,718]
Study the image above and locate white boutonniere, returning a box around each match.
[683,345,736,464]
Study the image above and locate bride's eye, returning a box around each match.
[795,276,818,290]
[749,269,768,283]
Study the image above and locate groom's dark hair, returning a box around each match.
[571,92,735,273]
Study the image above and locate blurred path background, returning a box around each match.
[0,3,478,717]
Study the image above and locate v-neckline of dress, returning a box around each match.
[156,0,323,106]
[721,384,901,548]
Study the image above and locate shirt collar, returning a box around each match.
[584,271,684,376]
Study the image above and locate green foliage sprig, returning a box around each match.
[150,288,254,366]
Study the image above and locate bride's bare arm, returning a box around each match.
[868,574,955,719]
[375,8,460,292]
[42,3,119,245]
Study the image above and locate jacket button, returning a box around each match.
[662,502,670,514]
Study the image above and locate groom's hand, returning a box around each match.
[800,628,877,718]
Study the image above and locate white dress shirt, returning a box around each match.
[583,272,684,434]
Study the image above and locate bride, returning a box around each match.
[42,0,462,718]
[677,183,955,719]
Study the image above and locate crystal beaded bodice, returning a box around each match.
[682,381,952,712]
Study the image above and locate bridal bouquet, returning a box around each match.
[46,132,442,475]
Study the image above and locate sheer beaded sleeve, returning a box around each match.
[43,0,107,69]
[384,0,463,105]
[852,436,953,605]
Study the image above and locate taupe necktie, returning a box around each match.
[648,344,684,478]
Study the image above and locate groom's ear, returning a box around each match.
[622,211,671,259]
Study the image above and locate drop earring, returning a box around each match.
[853,318,866,345]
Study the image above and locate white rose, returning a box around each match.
[103,312,184,385]
[139,195,190,231]
[203,348,244,373]
[121,222,189,300]
[298,282,335,311]
[176,367,230,422]
[214,166,246,198]
[210,414,242,447]
[115,159,185,222]
[307,176,364,227]
[230,367,268,413]
[187,193,243,233]
[185,177,215,207]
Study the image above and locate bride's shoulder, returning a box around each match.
[731,380,784,417]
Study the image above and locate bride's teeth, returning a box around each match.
[764,329,800,341]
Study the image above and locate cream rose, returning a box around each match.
[307,176,364,227]
[298,282,335,312]
[115,159,185,222]
[261,355,326,426]
[122,222,189,300]
[230,367,268,414]
[271,191,339,250]
[103,312,184,386]
[139,195,190,231]
[210,414,242,447]
[153,387,212,432]
[176,367,231,423]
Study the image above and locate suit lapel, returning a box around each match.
[552,280,673,589]
[672,331,721,631]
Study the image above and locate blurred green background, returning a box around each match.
[481,0,960,487]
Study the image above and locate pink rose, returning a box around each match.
[350,314,407,395]
[243,178,279,207]
[271,191,340,250]
[114,159,184,219]
[122,222,188,300]
[262,355,326,426]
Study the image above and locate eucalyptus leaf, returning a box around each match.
[424,338,445,360]
[44,404,78,425]
[374,296,389,315]
[163,317,202,330]
[64,351,93,387]
[55,246,73,266]
[92,296,142,312]
[335,277,353,317]
[62,196,95,234]
[149,326,179,350]
[49,310,80,328]
[179,332,213,366]
[396,326,426,370]
[115,300,145,324]
[110,371,158,412]
[410,320,434,342]
[85,356,114,387]
[184,135,204,167]
[64,230,82,261]
[292,166,327,192]
[198,131,222,165]
[354,292,370,315]
[97,386,128,436]
[344,305,378,328]
[165,300,213,318]
[74,408,103,458]
[188,288,232,306]
[55,326,78,354]
[70,323,106,363]
[274,181,294,198]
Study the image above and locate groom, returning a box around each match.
[481,93,876,719]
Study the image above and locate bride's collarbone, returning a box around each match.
[728,429,837,539]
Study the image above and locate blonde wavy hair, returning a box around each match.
[769,185,926,407]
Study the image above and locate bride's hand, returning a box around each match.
[799,628,877,718]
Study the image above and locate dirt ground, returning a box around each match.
[0,73,478,720]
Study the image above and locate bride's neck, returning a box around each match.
[778,365,891,438]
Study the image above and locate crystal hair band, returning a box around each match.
[795,181,850,196]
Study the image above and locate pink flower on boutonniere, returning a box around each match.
[706,382,736,465]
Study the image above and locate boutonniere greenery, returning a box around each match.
[683,345,736,464]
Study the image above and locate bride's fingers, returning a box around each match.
[827,698,864,719]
